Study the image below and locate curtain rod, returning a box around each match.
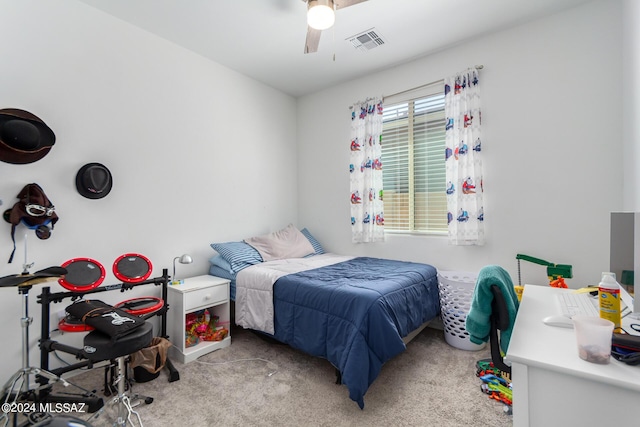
[383,64,484,100]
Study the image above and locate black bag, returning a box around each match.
[65,300,146,342]
[612,333,640,365]
[4,183,58,263]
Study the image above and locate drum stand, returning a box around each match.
[0,284,100,427]
[89,357,143,427]
[0,284,71,427]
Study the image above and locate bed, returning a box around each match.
[208,225,441,409]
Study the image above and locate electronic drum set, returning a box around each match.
[0,253,178,427]
[56,254,162,334]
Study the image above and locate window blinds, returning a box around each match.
[381,81,447,233]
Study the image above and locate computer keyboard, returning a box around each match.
[556,292,599,317]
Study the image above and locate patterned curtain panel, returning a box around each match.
[444,68,485,245]
[349,98,384,243]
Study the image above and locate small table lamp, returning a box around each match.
[172,254,193,285]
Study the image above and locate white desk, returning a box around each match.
[506,285,640,427]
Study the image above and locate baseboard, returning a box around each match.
[428,315,444,331]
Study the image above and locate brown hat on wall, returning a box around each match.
[75,163,113,199]
[0,108,56,164]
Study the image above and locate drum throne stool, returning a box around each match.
[85,321,154,427]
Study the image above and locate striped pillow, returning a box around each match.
[210,241,263,273]
[301,228,325,255]
[209,255,234,275]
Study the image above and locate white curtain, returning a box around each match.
[349,97,384,243]
[444,68,484,245]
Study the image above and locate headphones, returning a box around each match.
[21,218,53,240]
[2,202,54,240]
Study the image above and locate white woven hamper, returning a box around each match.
[437,271,486,351]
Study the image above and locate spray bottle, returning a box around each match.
[598,272,621,332]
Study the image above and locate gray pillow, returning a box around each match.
[244,224,315,261]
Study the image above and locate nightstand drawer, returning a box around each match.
[184,284,227,311]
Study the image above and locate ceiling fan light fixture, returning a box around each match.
[307,0,335,30]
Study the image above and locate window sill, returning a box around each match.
[384,230,447,237]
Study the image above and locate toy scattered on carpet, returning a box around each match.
[476,358,512,414]
[185,309,229,348]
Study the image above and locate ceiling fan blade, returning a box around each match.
[304,26,322,54]
[334,0,367,10]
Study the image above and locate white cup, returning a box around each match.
[572,315,614,364]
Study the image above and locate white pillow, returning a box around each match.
[244,224,315,261]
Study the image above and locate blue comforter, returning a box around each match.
[270,257,440,409]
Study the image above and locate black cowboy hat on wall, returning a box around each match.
[75,163,113,199]
[0,108,56,164]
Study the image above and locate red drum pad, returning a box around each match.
[58,258,105,292]
[114,297,164,316]
[58,315,94,333]
[113,253,152,283]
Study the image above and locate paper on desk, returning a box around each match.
[574,286,635,316]
[573,287,596,294]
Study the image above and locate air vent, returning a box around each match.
[346,28,385,52]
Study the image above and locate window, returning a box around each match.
[381,83,447,234]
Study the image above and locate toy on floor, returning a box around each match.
[475,358,512,414]
[479,374,512,406]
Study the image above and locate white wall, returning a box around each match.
[623,0,640,210]
[297,0,623,288]
[0,0,297,381]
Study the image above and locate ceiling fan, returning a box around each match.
[302,0,368,54]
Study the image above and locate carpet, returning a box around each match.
[48,325,513,427]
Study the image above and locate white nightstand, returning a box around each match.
[167,275,231,363]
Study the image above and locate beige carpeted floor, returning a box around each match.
[44,325,513,427]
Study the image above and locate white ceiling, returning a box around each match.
[78,0,592,97]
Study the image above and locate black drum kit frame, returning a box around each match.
[0,253,180,427]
